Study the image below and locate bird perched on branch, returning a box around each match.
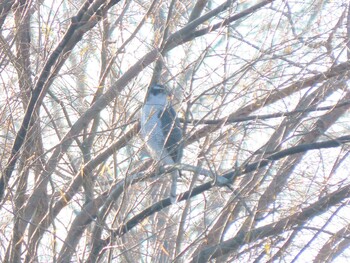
[141,84,183,203]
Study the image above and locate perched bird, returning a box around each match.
[141,84,183,203]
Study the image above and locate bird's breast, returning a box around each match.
[141,105,164,148]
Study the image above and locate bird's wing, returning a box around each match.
[159,105,183,162]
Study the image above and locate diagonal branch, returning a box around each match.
[191,181,350,262]
[182,100,350,125]
[1,0,251,203]
[188,60,350,144]
[95,135,350,248]
[165,0,274,51]
[0,0,122,201]
[163,0,236,52]
[18,49,159,233]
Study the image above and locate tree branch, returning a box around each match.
[188,60,350,144]
[95,134,350,251]
[181,100,350,125]
[170,0,275,49]
[163,0,236,51]
[0,0,122,201]
[191,182,350,262]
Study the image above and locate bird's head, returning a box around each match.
[149,84,168,96]
[146,84,169,104]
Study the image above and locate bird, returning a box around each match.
[141,84,183,203]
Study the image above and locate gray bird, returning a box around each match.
[141,84,183,203]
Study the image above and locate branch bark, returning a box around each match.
[191,182,350,262]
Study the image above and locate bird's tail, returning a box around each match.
[170,170,179,204]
